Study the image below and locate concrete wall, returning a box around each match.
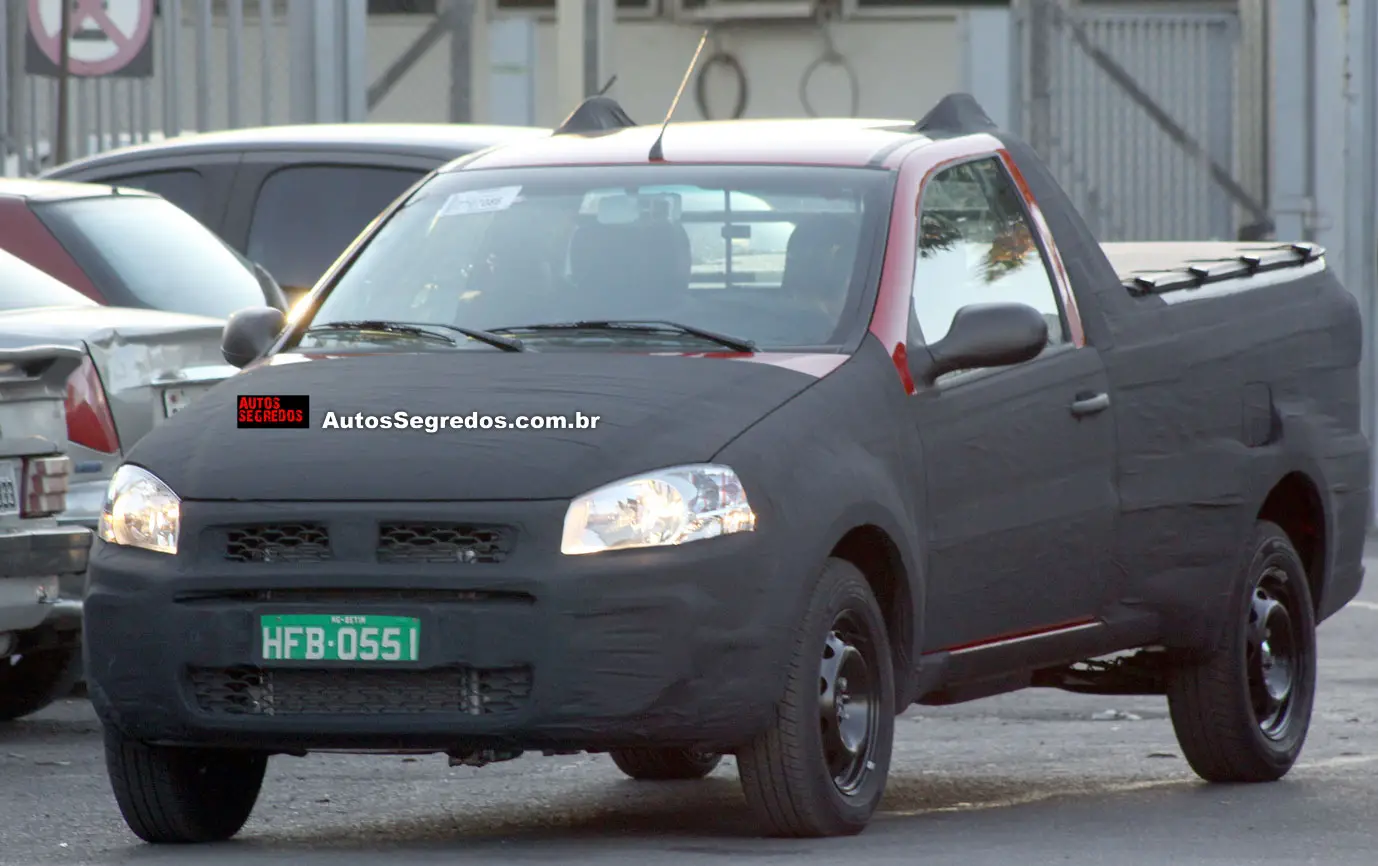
[369,11,965,128]
[6,5,969,166]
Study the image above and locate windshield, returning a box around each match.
[32,195,267,319]
[290,164,894,353]
[0,248,98,311]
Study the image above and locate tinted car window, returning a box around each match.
[0,248,98,311]
[103,169,207,223]
[294,164,894,352]
[246,165,426,294]
[32,194,267,319]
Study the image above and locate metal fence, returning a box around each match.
[1,0,366,178]
[1014,2,1258,242]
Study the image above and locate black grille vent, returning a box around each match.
[225,523,331,563]
[377,523,514,564]
[188,665,532,716]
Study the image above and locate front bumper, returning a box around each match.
[85,499,795,753]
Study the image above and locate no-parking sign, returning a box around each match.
[25,0,154,79]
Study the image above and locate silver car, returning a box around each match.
[0,343,90,721]
[0,249,236,716]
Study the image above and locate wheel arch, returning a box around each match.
[1256,469,1327,613]
[821,517,922,709]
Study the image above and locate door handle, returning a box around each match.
[1070,391,1111,417]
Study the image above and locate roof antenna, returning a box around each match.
[598,74,618,96]
[648,30,710,162]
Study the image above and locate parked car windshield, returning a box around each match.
[291,164,894,352]
[31,194,267,319]
[0,248,99,311]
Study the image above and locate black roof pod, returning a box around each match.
[913,93,998,138]
[553,95,637,136]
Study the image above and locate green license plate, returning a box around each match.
[259,614,420,662]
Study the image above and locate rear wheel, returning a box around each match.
[609,748,722,780]
[104,725,268,844]
[1166,519,1317,782]
[736,558,895,837]
[0,645,81,722]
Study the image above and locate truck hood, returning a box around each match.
[126,350,827,501]
[0,304,234,453]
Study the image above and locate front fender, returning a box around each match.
[713,341,928,699]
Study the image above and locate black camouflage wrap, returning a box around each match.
[83,94,1369,752]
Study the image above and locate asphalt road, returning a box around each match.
[6,544,1378,865]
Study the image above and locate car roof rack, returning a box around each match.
[912,92,998,138]
[553,95,637,136]
[1122,243,1325,296]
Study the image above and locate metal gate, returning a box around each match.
[1012,1,1265,242]
[1,0,366,178]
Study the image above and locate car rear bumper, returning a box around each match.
[54,489,101,643]
[0,525,90,634]
[84,507,795,753]
[57,476,106,533]
[0,576,58,633]
[0,525,91,579]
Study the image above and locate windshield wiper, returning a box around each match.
[305,320,524,352]
[491,320,754,353]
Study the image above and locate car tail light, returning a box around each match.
[66,353,120,453]
[21,455,70,518]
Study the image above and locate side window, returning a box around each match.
[103,169,207,224]
[912,157,1068,349]
[245,165,426,293]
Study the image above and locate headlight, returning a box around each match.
[561,463,756,555]
[98,465,181,555]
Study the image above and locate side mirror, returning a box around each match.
[222,306,286,368]
[281,285,312,310]
[251,262,289,312]
[913,302,1048,385]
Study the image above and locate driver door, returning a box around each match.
[909,155,1118,655]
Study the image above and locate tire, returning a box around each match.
[0,645,81,722]
[104,724,269,844]
[609,748,723,780]
[1166,519,1318,783]
[736,558,895,837]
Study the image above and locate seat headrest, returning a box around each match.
[782,214,862,298]
[569,220,691,313]
[786,214,861,256]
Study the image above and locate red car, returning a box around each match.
[0,179,282,319]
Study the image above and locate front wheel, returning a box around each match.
[736,558,895,837]
[104,725,269,843]
[1166,519,1317,782]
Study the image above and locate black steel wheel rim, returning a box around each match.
[1246,566,1308,741]
[818,609,881,795]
